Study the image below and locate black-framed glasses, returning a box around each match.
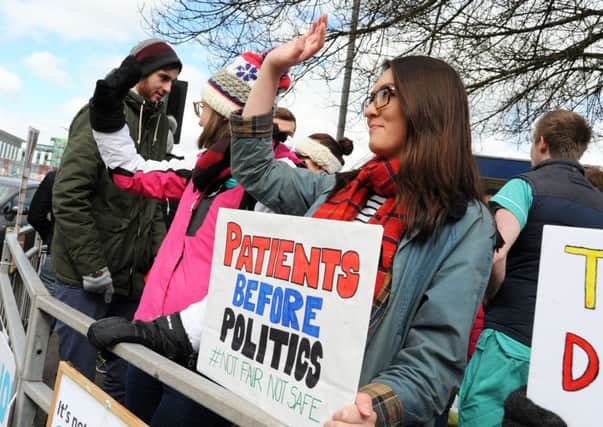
[193,101,204,117]
[362,85,397,112]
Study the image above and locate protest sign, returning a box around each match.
[0,331,16,427]
[528,225,603,426]
[47,362,146,427]
[198,209,383,426]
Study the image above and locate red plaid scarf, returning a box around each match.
[312,158,406,300]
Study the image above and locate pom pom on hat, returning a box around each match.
[201,52,291,118]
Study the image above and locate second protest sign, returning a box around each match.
[198,209,383,426]
[528,225,603,426]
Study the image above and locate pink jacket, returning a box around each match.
[93,127,300,321]
[112,161,250,321]
[93,125,301,321]
[125,174,246,321]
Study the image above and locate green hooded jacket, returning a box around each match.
[52,90,168,299]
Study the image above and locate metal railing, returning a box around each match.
[0,230,285,427]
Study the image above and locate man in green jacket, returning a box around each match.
[52,39,182,403]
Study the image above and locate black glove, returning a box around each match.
[503,386,567,427]
[87,314,195,368]
[89,55,142,132]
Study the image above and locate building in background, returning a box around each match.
[0,129,26,177]
[0,128,66,180]
[49,137,67,168]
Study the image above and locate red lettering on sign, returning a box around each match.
[291,245,321,289]
[224,222,242,267]
[223,225,368,299]
[562,332,599,392]
[274,240,294,281]
[337,251,360,298]
[320,249,341,292]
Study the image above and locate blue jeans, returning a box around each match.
[54,278,138,403]
[126,365,230,427]
[39,254,55,296]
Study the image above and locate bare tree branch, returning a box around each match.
[142,0,603,135]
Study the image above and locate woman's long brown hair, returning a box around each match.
[332,56,482,241]
[197,106,229,149]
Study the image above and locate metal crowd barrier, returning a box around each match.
[0,229,285,427]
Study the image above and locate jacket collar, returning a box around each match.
[532,158,584,174]
[124,90,165,146]
[125,90,164,114]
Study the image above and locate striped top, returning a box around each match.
[354,194,387,223]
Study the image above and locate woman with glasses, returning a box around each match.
[89,16,495,426]
[229,19,494,425]
[85,52,300,426]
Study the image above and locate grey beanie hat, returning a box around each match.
[130,38,182,77]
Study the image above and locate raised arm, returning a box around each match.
[230,113,334,215]
[89,55,192,201]
[93,125,193,201]
[231,16,332,215]
[242,15,327,118]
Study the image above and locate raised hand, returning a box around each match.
[90,55,142,133]
[102,55,142,100]
[263,15,327,75]
[242,15,328,118]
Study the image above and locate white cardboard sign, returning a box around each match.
[198,209,383,426]
[528,225,603,426]
[0,331,16,427]
[47,362,146,427]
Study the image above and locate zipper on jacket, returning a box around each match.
[136,101,144,145]
[191,194,201,211]
[161,251,185,314]
[152,114,161,146]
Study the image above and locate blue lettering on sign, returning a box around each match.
[231,273,323,338]
[0,364,13,423]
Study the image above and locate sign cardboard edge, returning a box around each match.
[46,361,147,427]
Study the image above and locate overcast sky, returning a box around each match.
[0,0,601,168]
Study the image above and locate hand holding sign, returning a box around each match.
[324,393,377,427]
